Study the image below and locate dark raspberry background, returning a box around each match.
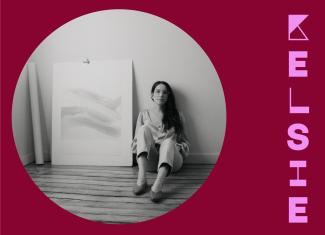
[1,0,325,234]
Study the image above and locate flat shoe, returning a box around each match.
[133,182,147,195]
[150,190,163,203]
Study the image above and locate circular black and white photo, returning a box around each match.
[12,10,226,224]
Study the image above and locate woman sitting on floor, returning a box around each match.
[131,81,190,202]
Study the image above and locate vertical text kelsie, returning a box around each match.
[287,14,309,224]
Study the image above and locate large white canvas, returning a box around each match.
[52,60,132,166]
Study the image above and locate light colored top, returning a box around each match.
[131,109,190,158]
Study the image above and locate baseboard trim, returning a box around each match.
[20,152,35,166]
[38,152,218,165]
[20,152,51,166]
[184,153,219,164]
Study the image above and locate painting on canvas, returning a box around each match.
[52,60,132,166]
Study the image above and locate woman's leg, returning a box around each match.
[136,153,148,185]
[135,125,155,186]
[151,163,170,192]
[151,138,183,193]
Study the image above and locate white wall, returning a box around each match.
[12,65,35,165]
[14,10,226,164]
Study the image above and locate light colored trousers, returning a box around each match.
[136,125,183,174]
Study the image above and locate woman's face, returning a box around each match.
[152,84,169,106]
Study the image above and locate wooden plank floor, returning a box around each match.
[25,163,214,224]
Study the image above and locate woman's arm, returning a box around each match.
[177,112,190,157]
[131,111,144,153]
[134,111,144,138]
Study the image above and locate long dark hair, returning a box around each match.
[151,81,184,138]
